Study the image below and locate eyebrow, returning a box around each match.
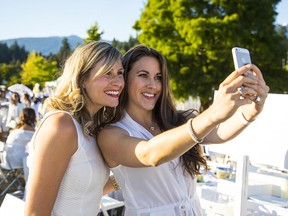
[136,70,149,74]
[136,70,162,75]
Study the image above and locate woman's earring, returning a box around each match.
[103,106,107,120]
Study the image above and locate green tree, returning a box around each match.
[134,0,285,109]
[57,38,72,66]
[9,41,28,63]
[83,22,103,44]
[112,36,139,54]
[0,43,10,63]
[0,62,22,86]
[20,52,59,88]
[0,42,28,64]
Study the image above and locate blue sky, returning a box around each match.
[0,0,287,41]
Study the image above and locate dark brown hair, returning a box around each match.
[15,108,37,129]
[116,44,208,178]
[11,92,21,105]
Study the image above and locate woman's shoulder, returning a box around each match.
[40,111,76,134]
[33,111,78,153]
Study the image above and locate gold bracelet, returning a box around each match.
[111,176,121,191]
[187,118,204,143]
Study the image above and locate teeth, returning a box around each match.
[105,91,119,95]
[143,92,154,97]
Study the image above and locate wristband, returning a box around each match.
[187,118,204,143]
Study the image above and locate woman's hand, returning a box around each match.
[208,64,266,123]
[238,65,270,121]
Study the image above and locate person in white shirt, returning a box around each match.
[30,95,41,121]
[0,88,9,136]
[6,92,25,130]
[1,108,36,170]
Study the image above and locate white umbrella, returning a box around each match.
[7,84,33,97]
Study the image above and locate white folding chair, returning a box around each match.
[100,195,125,216]
[0,141,25,198]
[0,193,25,216]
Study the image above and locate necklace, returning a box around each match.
[141,123,155,131]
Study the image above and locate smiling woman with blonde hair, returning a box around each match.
[25,41,125,216]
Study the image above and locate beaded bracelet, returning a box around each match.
[237,108,255,125]
[111,176,121,191]
[187,118,204,144]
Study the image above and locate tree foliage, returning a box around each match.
[83,22,103,44]
[20,52,59,88]
[56,38,72,66]
[0,42,28,64]
[0,43,10,63]
[0,42,28,85]
[0,62,22,86]
[112,36,139,54]
[134,0,286,109]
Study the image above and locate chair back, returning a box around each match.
[0,141,25,198]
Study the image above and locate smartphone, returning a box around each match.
[232,47,252,70]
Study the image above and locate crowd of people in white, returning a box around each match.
[0,84,49,181]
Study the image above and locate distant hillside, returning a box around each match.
[0,35,83,56]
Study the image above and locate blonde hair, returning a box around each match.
[45,41,122,136]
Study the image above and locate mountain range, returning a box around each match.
[0,35,83,56]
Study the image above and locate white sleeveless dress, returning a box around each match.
[111,113,203,216]
[26,111,109,216]
[1,129,34,169]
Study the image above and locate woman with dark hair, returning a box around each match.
[1,108,36,170]
[22,93,32,108]
[98,44,269,215]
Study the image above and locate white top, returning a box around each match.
[111,113,203,216]
[0,103,9,132]
[1,129,34,169]
[27,111,110,216]
[5,102,25,129]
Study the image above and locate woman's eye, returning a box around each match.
[156,75,162,81]
[105,72,111,76]
[118,70,124,76]
[139,73,147,78]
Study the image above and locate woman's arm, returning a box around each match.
[24,113,77,216]
[98,64,267,168]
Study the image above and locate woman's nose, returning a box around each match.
[111,75,124,87]
[146,78,157,89]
